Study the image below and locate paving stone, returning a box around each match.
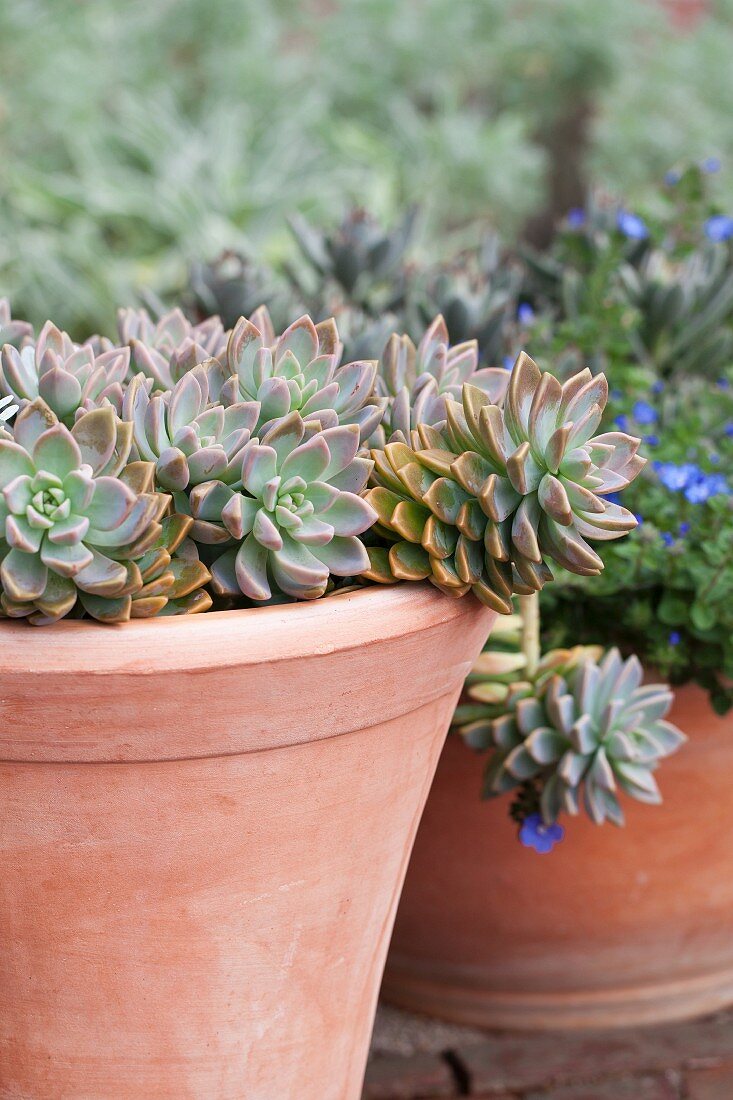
[687,1062,733,1100]
[453,1011,733,1094]
[362,1052,457,1099]
[523,1070,681,1100]
[371,1004,488,1058]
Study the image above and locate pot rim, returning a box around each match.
[0,582,484,676]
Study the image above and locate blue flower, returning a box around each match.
[711,453,720,464]
[634,513,644,526]
[605,492,623,506]
[669,631,682,647]
[644,434,659,446]
[665,169,681,186]
[655,462,700,492]
[705,215,733,242]
[567,207,586,228]
[502,355,514,371]
[519,813,564,854]
[651,380,665,394]
[617,210,649,240]
[661,532,674,547]
[632,400,658,425]
[703,156,721,174]
[610,388,623,400]
[717,377,730,389]
[679,522,691,535]
[684,472,730,503]
[517,303,535,325]
[726,423,733,437]
[614,414,629,431]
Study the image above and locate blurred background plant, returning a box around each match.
[3,0,733,337]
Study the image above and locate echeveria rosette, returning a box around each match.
[122,365,259,494]
[0,401,170,624]
[189,412,376,601]
[1,321,130,426]
[220,310,384,440]
[89,514,213,620]
[364,353,645,607]
[480,649,686,827]
[118,307,227,392]
[371,315,510,447]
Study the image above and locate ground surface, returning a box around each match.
[364,1003,733,1099]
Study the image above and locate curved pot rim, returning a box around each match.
[0,582,484,675]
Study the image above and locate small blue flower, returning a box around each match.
[702,156,722,174]
[726,423,733,437]
[617,210,649,240]
[679,522,691,535]
[705,215,733,242]
[610,388,623,400]
[651,380,665,394]
[669,631,682,647]
[711,453,720,464]
[519,813,564,854]
[634,513,644,526]
[632,400,658,425]
[684,472,730,503]
[567,207,586,228]
[644,434,659,446]
[665,169,681,186]
[517,303,535,325]
[502,355,514,371]
[614,414,629,431]
[655,462,700,492]
[605,492,623,506]
[717,377,730,389]
[661,532,674,547]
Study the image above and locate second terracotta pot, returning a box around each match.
[383,683,733,1030]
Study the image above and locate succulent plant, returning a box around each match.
[185,251,299,332]
[370,315,511,447]
[189,413,376,601]
[288,206,416,306]
[473,648,686,826]
[122,365,259,494]
[118,307,227,392]
[219,310,384,440]
[364,352,644,608]
[408,237,523,366]
[91,513,212,620]
[0,298,33,349]
[0,400,170,624]
[1,321,130,426]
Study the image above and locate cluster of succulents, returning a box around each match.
[364,351,644,612]
[1,292,647,626]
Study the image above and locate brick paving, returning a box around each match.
[364,1004,733,1099]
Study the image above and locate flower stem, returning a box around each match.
[519,593,541,680]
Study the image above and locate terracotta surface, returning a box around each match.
[384,683,733,1030]
[0,585,494,1099]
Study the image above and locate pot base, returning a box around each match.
[383,963,733,1031]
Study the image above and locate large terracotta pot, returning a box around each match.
[0,585,493,1099]
[383,682,733,1030]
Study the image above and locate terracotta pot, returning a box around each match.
[383,682,733,1030]
[0,585,494,1099]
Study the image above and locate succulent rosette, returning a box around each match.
[364,352,645,607]
[1,321,130,425]
[118,307,227,392]
[474,648,686,827]
[371,315,511,446]
[122,365,259,493]
[189,412,376,601]
[219,310,384,440]
[0,401,170,624]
